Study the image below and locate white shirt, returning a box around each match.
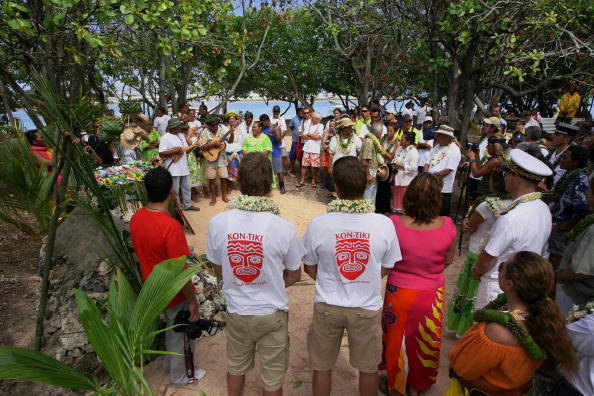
[303,123,323,153]
[427,143,462,193]
[483,196,551,281]
[548,146,569,185]
[328,135,363,163]
[271,116,288,149]
[562,314,594,396]
[402,107,414,118]
[158,133,189,176]
[154,115,171,136]
[417,134,433,167]
[470,136,489,181]
[393,145,419,187]
[113,145,140,165]
[358,123,387,139]
[239,121,253,137]
[206,209,305,316]
[187,120,201,129]
[302,212,402,311]
[416,105,431,124]
[525,114,542,128]
[225,125,245,153]
[468,199,512,254]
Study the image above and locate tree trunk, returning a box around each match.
[0,79,15,127]
[158,54,169,111]
[34,138,73,350]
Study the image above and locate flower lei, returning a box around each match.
[500,191,542,215]
[567,300,594,323]
[381,135,397,154]
[327,199,375,214]
[365,133,387,156]
[474,294,546,360]
[227,194,280,215]
[428,143,452,168]
[549,167,588,201]
[563,214,594,244]
[468,193,511,216]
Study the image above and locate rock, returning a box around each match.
[79,271,108,292]
[96,260,112,277]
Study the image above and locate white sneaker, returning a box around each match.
[194,369,207,381]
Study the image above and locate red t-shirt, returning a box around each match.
[130,207,192,307]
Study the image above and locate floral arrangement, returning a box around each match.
[428,144,452,168]
[365,133,387,156]
[227,194,280,215]
[94,162,152,185]
[567,300,594,323]
[327,199,375,214]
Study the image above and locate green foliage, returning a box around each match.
[0,136,54,241]
[0,257,200,395]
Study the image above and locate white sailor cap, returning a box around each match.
[503,148,552,182]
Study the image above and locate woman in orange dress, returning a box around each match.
[447,251,578,396]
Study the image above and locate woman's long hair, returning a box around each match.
[505,252,577,372]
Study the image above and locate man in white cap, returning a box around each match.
[467,117,500,199]
[472,149,553,308]
[547,123,578,186]
[424,124,461,217]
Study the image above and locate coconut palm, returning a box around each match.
[0,257,200,396]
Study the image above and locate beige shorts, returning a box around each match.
[225,311,290,391]
[307,302,381,373]
[206,166,228,180]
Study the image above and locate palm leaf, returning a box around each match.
[0,347,97,391]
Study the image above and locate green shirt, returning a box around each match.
[242,133,273,156]
[355,118,371,135]
[140,129,160,162]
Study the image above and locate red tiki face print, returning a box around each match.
[227,238,264,283]
[334,233,371,280]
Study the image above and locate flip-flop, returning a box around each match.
[296,183,305,187]
[311,183,317,188]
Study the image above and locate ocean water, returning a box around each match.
[11,99,410,130]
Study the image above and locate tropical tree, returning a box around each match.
[0,257,200,396]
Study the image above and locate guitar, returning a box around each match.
[196,127,235,162]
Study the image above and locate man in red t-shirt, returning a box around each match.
[130,167,205,386]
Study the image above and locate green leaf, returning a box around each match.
[124,14,134,25]
[0,347,96,390]
[293,380,304,388]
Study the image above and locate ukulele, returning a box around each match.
[196,127,235,162]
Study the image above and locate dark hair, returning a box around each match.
[158,107,167,113]
[567,145,588,168]
[238,152,272,196]
[403,173,443,224]
[259,114,270,122]
[25,129,39,145]
[333,107,342,114]
[333,156,367,199]
[404,131,416,145]
[370,108,381,115]
[296,107,303,113]
[144,167,173,203]
[524,126,542,141]
[517,142,547,163]
[371,99,380,106]
[489,168,506,193]
[244,111,253,119]
[504,252,578,372]
[386,122,398,130]
[198,103,207,110]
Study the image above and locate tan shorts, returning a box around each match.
[307,302,381,373]
[225,311,290,391]
[206,166,228,180]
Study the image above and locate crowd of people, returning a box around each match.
[23,92,594,396]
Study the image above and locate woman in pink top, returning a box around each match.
[379,173,456,396]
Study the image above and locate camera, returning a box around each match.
[173,310,219,339]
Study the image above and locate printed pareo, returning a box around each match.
[380,285,444,392]
[445,251,479,337]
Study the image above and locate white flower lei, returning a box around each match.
[227,194,280,215]
[567,300,594,323]
[327,199,375,213]
[429,143,452,168]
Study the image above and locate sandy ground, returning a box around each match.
[144,181,464,396]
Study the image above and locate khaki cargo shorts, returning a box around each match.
[307,302,381,373]
[206,166,228,180]
[225,310,289,391]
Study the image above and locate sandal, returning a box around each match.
[311,183,317,188]
[296,183,305,187]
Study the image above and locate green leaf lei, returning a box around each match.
[563,214,594,244]
[337,132,355,151]
[468,192,511,216]
[548,167,588,201]
[381,135,397,154]
[327,199,375,214]
[227,194,280,215]
[365,133,387,156]
[473,294,546,360]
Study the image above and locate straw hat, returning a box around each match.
[120,125,145,150]
[336,117,355,129]
[435,124,456,138]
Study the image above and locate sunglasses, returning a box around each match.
[361,109,369,113]
[303,111,311,114]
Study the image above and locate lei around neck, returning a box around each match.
[473,294,546,360]
[227,194,280,215]
[327,199,375,214]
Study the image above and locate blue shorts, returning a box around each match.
[289,141,298,160]
[271,157,283,174]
